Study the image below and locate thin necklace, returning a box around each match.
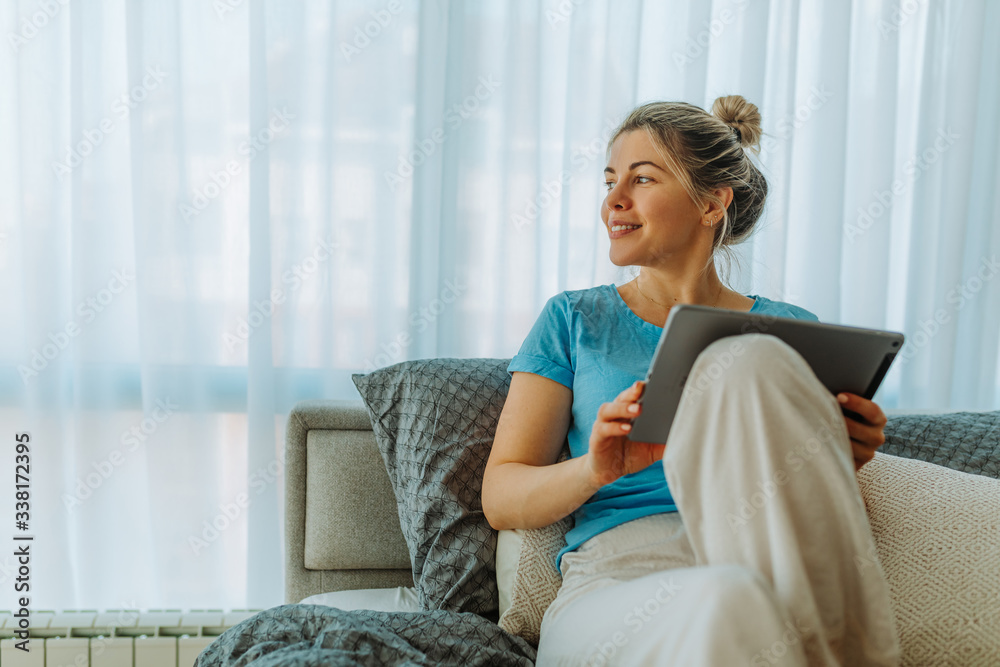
[635,275,723,310]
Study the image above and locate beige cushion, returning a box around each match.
[497,453,1000,661]
[496,516,570,646]
[858,453,1000,665]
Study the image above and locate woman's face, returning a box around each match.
[601,130,707,267]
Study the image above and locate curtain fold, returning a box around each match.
[0,0,997,611]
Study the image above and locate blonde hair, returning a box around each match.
[608,95,766,282]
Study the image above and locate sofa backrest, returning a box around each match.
[285,399,412,604]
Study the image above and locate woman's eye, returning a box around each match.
[605,176,651,191]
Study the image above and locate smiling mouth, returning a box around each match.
[610,224,641,232]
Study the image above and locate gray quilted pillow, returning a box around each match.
[352,358,511,619]
[882,411,1000,479]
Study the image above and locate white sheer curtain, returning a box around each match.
[0,0,997,611]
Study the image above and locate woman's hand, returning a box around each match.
[585,381,666,490]
[837,392,888,472]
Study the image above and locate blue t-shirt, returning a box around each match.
[507,283,820,574]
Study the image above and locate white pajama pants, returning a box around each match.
[535,333,901,667]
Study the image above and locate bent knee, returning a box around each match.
[691,333,803,388]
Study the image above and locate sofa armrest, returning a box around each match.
[285,399,413,604]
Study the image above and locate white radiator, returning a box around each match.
[0,609,259,667]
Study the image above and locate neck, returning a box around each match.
[635,266,726,309]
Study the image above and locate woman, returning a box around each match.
[481,97,900,666]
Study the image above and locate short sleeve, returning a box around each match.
[507,293,575,389]
[791,306,820,322]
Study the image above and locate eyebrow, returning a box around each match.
[603,160,666,175]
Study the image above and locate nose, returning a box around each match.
[604,182,630,211]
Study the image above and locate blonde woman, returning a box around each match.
[482,97,900,666]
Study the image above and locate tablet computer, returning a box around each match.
[626,304,905,444]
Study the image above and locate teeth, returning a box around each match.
[611,225,640,232]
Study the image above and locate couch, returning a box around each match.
[197,358,1000,667]
[283,399,971,603]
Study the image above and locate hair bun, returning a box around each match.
[711,95,762,150]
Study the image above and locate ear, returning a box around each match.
[701,186,734,221]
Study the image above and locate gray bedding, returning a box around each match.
[195,604,536,666]
[881,410,1000,479]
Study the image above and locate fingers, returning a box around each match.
[593,381,647,446]
[838,393,887,473]
[851,439,876,470]
[842,411,883,474]
[842,410,886,452]
[600,381,645,423]
[615,380,645,402]
[596,401,628,424]
[837,392,887,427]
[596,419,632,438]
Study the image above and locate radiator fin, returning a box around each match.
[0,609,259,666]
